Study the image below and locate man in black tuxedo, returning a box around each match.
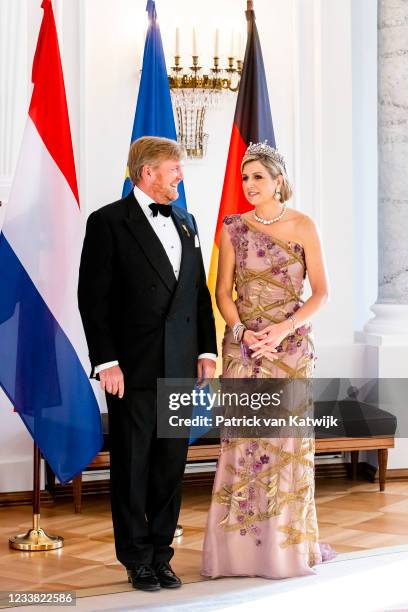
[78,136,217,591]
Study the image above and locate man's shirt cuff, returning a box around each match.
[94,360,119,374]
[198,353,217,362]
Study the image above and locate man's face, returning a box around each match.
[149,158,184,203]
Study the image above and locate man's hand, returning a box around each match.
[197,358,216,388]
[99,365,124,398]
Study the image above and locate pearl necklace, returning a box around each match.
[253,204,287,225]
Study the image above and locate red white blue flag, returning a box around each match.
[0,0,102,483]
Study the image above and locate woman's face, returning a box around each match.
[242,160,281,206]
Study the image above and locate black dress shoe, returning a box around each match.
[154,562,182,588]
[126,565,160,591]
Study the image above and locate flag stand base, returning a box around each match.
[9,514,64,551]
[174,524,183,538]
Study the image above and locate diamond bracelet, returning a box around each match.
[232,322,246,343]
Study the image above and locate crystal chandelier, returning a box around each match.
[168,29,243,159]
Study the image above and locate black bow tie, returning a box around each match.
[149,203,172,217]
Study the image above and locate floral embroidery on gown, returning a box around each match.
[201,214,335,579]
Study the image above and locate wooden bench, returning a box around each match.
[184,436,394,491]
[71,435,394,513]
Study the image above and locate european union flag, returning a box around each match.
[122,0,186,208]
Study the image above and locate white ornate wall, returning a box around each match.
[1,0,404,492]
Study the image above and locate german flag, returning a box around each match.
[208,1,276,362]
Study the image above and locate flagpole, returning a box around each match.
[3,0,101,552]
[9,443,64,551]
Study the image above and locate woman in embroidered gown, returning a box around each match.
[201,142,334,579]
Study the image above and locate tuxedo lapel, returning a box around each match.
[169,208,196,305]
[123,192,177,293]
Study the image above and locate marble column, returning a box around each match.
[363,1,408,471]
[365,0,408,336]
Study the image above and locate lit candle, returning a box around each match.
[229,30,234,57]
[192,27,197,56]
[214,28,219,57]
[175,27,180,56]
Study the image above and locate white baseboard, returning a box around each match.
[0,457,45,493]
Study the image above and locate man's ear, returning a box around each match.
[141,165,152,181]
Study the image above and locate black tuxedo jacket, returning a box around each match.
[78,191,217,389]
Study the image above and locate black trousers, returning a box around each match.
[106,389,189,568]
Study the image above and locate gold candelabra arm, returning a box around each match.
[172,56,183,72]
[210,56,223,89]
[228,80,241,93]
[190,55,202,72]
[225,56,236,73]
[224,56,237,88]
[169,55,184,88]
[188,56,202,88]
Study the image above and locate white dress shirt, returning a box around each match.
[95,186,216,374]
[135,185,182,279]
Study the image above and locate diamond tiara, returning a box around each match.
[244,140,286,171]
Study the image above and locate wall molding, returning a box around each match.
[0,0,27,202]
[293,0,323,225]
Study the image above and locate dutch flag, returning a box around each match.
[0,0,103,484]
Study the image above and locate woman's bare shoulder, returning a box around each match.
[288,210,317,231]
